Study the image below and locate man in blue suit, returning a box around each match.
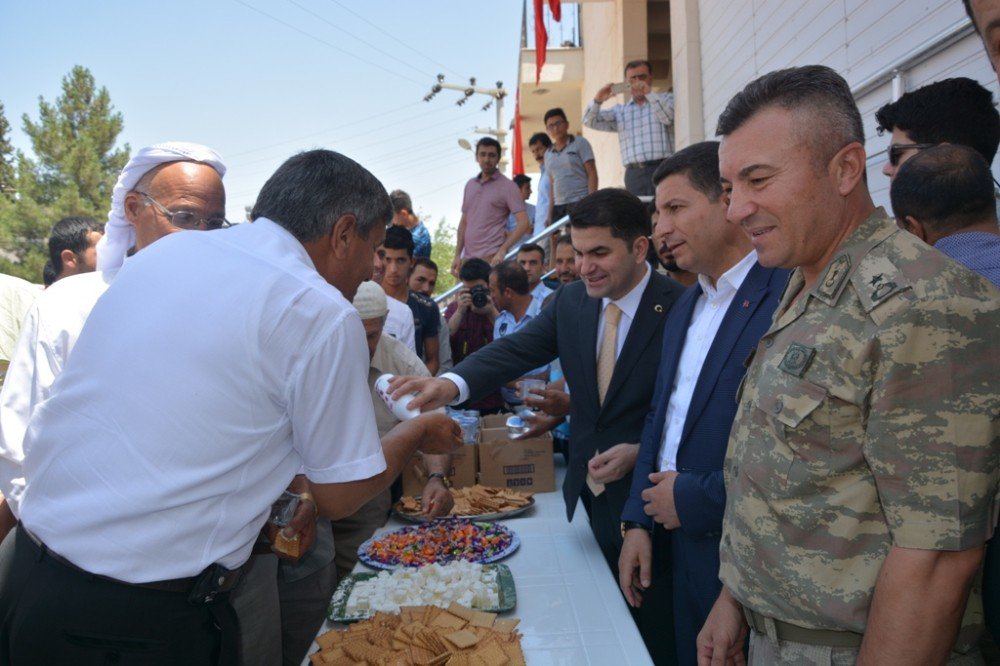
[618,142,788,664]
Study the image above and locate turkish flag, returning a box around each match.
[534,0,562,85]
[512,88,524,175]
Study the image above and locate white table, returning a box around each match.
[308,460,654,665]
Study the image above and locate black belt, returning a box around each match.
[21,525,242,598]
[625,159,663,169]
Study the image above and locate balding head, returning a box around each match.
[123,161,226,252]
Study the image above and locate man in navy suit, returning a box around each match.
[619,142,788,664]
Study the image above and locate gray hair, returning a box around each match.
[716,65,864,167]
[251,149,392,242]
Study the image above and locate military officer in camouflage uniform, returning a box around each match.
[697,65,1000,665]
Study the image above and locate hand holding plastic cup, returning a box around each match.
[518,379,547,402]
[375,373,422,420]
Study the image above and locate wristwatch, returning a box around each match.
[427,472,451,488]
[620,521,649,539]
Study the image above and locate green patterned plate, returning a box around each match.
[327,563,516,623]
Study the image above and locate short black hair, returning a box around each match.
[491,260,529,295]
[459,257,491,282]
[48,216,103,275]
[652,141,723,201]
[528,132,552,149]
[624,60,652,75]
[517,242,545,260]
[413,256,437,273]
[875,78,999,164]
[513,174,532,188]
[389,189,413,215]
[251,149,391,242]
[476,137,502,156]
[383,224,414,258]
[543,108,567,124]
[42,261,57,287]
[891,144,997,235]
[555,233,573,248]
[569,188,650,244]
[716,65,864,168]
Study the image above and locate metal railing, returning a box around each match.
[433,212,571,306]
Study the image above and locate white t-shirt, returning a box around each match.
[383,296,416,352]
[0,270,118,510]
[18,218,385,582]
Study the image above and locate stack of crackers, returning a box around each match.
[398,485,534,518]
[311,603,524,666]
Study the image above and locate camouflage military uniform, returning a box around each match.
[719,210,1000,662]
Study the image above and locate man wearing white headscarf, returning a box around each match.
[0,141,227,537]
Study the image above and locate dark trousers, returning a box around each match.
[624,162,661,197]
[0,525,238,665]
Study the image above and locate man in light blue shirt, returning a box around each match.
[489,261,546,407]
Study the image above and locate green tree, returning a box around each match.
[0,103,15,203]
[0,66,129,281]
[429,216,457,295]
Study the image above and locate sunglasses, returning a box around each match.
[886,143,935,167]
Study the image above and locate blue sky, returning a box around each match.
[0,1,574,232]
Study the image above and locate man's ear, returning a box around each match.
[60,249,78,271]
[901,215,930,243]
[633,234,649,263]
[329,213,359,259]
[123,191,145,224]
[832,142,866,196]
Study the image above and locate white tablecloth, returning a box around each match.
[307,459,654,665]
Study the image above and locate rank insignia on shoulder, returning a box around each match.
[817,255,851,301]
[778,343,815,377]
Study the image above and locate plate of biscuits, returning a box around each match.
[393,485,535,522]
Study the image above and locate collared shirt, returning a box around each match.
[410,222,432,258]
[719,211,999,640]
[934,231,1000,288]
[595,262,651,360]
[18,218,385,582]
[383,296,416,353]
[0,269,118,509]
[534,164,552,235]
[546,135,595,206]
[583,92,675,166]
[461,171,525,260]
[494,299,547,404]
[656,252,757,472]
[530,281,553,314]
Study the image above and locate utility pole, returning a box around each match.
[424,75,509,173]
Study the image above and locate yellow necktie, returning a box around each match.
[597,303,622,404]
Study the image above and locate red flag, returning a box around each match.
[512,88,524,175]
[534,0,547,85]
[549,0,561,22]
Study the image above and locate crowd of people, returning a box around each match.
[0,3,996,664]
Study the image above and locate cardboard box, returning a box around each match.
[479,427,510,443]
[401,446,478,496]
[478,436,555,492]
[480,413,510,429]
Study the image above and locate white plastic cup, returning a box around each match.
[519,379,546,401]
[374,373,421,421]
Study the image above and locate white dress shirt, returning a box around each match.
[19,218,385,582]
[656,252,756,471]
[0,270,119,511]
[445,264,651,404]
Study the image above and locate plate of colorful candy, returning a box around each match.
[358,517,520,570]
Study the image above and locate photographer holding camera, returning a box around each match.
[445,258,503,414]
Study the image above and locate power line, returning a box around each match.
[286,0,435,82]
[233,0,426,87]
[325,0,466,79]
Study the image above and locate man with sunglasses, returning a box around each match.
[874,77,999,181]
[0,142,228,538]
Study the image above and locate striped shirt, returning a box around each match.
[583,92,675,166]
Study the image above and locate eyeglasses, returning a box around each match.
[545,120,567,130]
[886,143,935,167]
[137,192,230,230]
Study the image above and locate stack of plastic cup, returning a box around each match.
[452,413,480,445]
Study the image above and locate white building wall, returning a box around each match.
[697,0,999,210]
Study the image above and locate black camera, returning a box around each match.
[469,285,490,309]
